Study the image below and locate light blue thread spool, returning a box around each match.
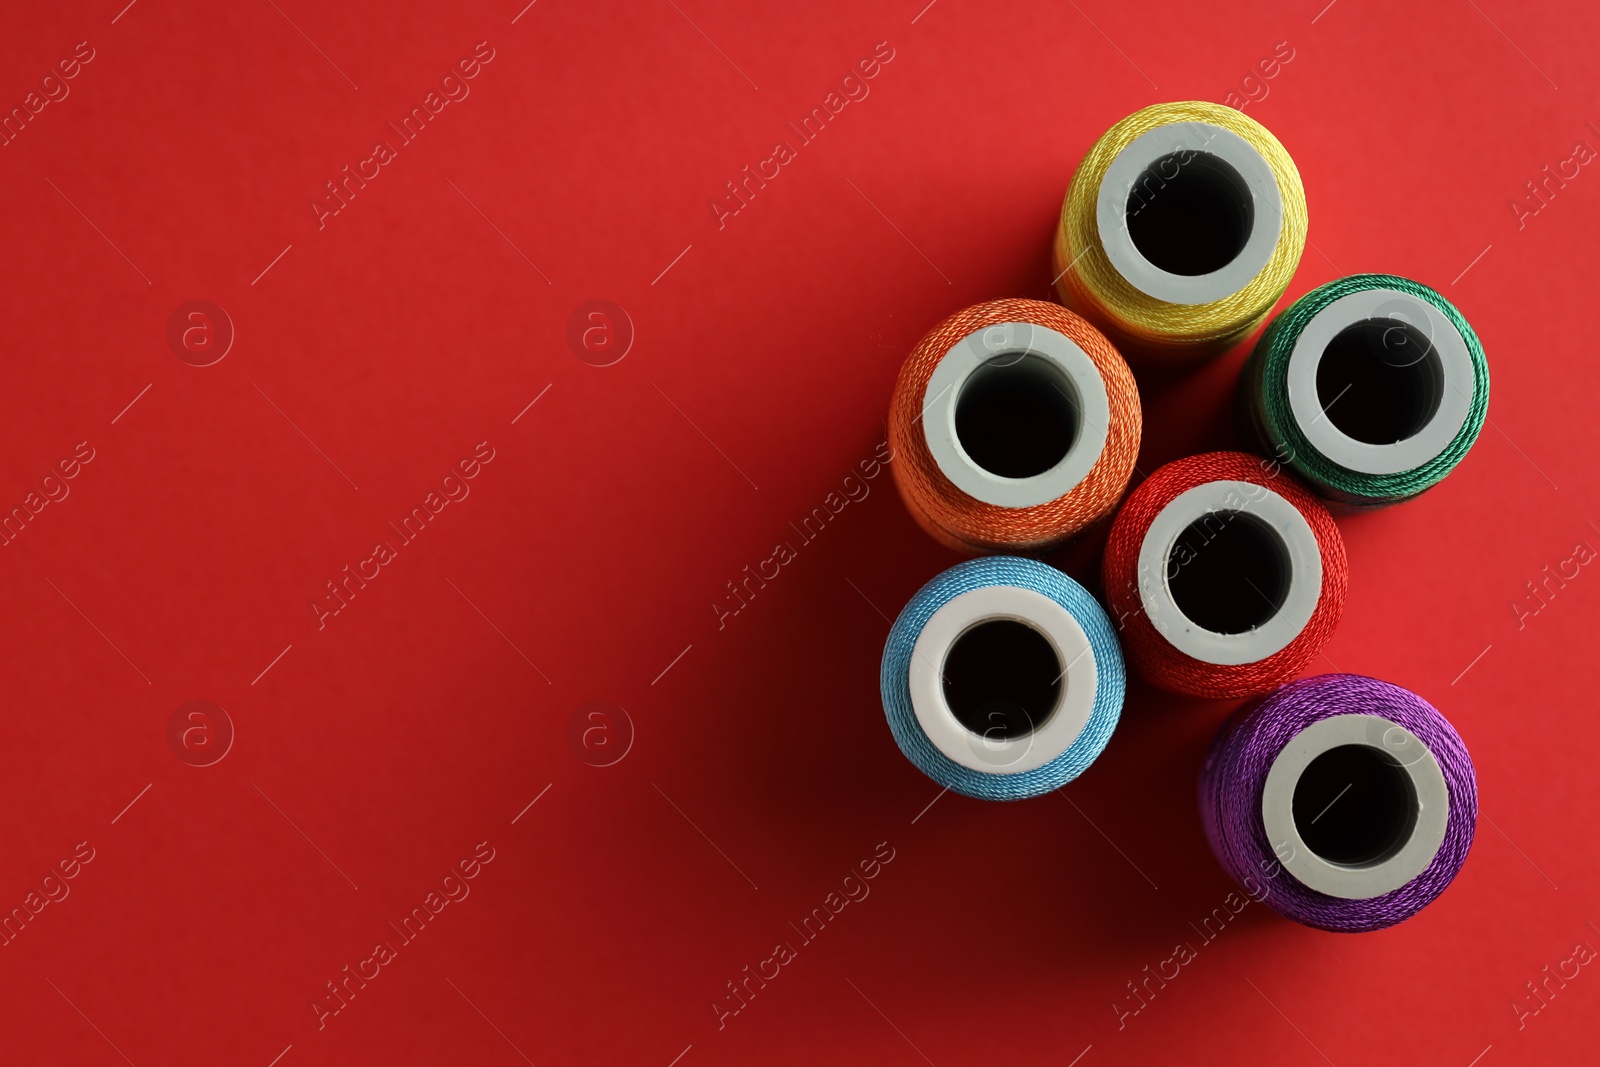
[880,557,1125,800]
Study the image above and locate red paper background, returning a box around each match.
[1,1,1596,1064]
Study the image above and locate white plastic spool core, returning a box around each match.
[921,320,1111,509]
[1285,288,1474,476]
[1261,713,1450,899]
[1096,121,1284,306]
[1135,479,1322,665]
[907,585,1099,775]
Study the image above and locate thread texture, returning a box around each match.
[888,299,1141,554]
[1240,273,1490,506]
[1054,101,1307,357]
[1200,673,1477,932]
[1102,451,1346,699]
[880,557,1125,800]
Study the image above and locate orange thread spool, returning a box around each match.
[888,299,1141,554]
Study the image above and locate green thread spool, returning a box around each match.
[1240,274,1489,506]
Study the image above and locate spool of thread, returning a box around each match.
[887,299,1141,554]
[1240,274,1490,506]
[1200,674,1477,932]
[1053,101,1307,358]
[880,556,1125,800]
[1101,451,1346,699]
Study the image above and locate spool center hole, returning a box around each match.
[954,353,1080,480]
[1292,744,1418,867]
[1125,151,1255,277]
[1316,317,1446,445]
[1166,511,1290,635]
[941,619,1062,741]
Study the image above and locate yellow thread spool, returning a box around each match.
[1053,101,1307,359]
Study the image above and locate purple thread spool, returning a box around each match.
[1200,674,1477,932]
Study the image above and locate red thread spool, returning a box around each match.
[1102,451,1346,698]
[888,299,1141,554]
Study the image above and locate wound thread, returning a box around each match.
[1200,674,1477,932]
[1239,273,1490,506]
[888,298,1141,554]
[1102,452,1347,699]
[1054,101,1307,358]
[880,556,1125,800]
